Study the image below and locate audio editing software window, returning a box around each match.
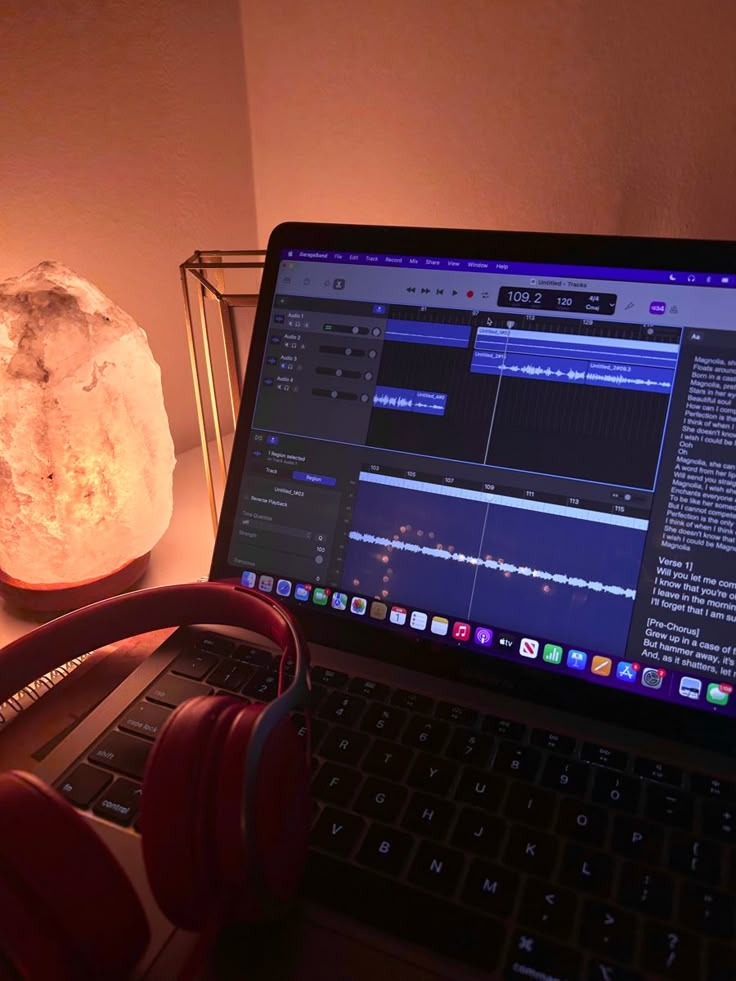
[228,252,736,706]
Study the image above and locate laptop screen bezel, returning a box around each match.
[210,221,736,756]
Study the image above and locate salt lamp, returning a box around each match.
[0,262,175,611]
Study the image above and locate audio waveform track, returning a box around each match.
[470,355,673,392]
[347,532,636,598]
[342,478,647,654]
[372,386,447,416]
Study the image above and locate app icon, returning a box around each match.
[452,621,471,641]
[707,683,731,706]
[567,649,588,671]
[591,655,613,677]
[497,634,514,649]
[641,667,664,689]
[313,587,330,606]
[294,583,311,602]
[276,579,292,597]
[389,605,407,625]
[431,616,449,636]
[331,592,348,611]
[240,571,257,589]
[370,601,388,620]
[350,597,367,616]
[679,676,702,700]
[410,611,428,630]
[474,626,493,647]
[543,643,563,664]
[520,638,539,659]
[258,575,274,593]
[616,661,638,683]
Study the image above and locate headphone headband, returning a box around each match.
[0,583,308,707]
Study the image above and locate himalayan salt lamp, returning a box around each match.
[0,261,175,610]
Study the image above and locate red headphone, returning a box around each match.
[0,582,312,981]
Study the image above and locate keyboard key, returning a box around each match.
[362,739,413,781]
[291,715,328,752]
[504,825,559,877]
[232,645,273,667]
[503,782,557,831]
[407,754,456,796]
[319,727,370,766]
[454,767,505,809]
[401,716,449,754]
[195,634,235,657]
[118,700,172,740]
[56,765,112,808]
[347,677,390,701]
[146,674,213,708]
[530,728,576,755]
[691,773,736,801]
[702,801,736,843]
[92,778,143,827]
[640,924,701,980]
[356,824,413,876]
[618,863,673,918]
[586,962,642,980]
[581,742,629,772]
[644,785,695,829]
[580,902,636,963]
[541,755,590,795]
[445,728,493,766]
[611,815,663,864]
[241,668,279,702]
[359,703,406,740]
[318,691,366,726]
[407,842,464,896]
[634,756,683,786]
[88,732,152,780]
[390,688,433,713]
[592,769,641,812]
[450,807,504,857]
[434,701,477,727]
[680,884,735,938]
[311,666,348,688]
[560,845,613,897]
[505,930,582,981]
[461,859,519,916]
[669,834,723,884]
[402,793,454,839]
[170,650,218,680]
[556,799,609,846]
[312,762,361,807]
[311,807,365,857]
[482,715,525,741]
[492,742,541,780]
[305,853,504,971]
[519,880,577,938]
[353,778,407,823]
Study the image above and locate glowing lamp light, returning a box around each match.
[0,262,175,611]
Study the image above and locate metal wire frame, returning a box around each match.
[180,250,266,532]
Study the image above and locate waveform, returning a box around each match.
[347,531,636,598]
[492,363,671,388]
[373,394,444,411]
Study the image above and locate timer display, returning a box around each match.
[498,287,617,315]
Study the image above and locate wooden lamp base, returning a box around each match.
[0,553,151,614]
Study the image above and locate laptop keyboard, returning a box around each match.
[55,634,736,980]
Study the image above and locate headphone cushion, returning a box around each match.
[214,705,310,919]
[140,695,244,929]
[0,771,149,980]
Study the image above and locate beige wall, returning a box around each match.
[0,0,257,452]
[241,0,736,245]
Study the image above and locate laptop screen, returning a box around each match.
[212,224,736,733]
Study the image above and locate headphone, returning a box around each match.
[0,582,312,981]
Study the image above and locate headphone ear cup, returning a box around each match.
[140,695,244,930]
[0,771,149,981]
[214,705,310,920]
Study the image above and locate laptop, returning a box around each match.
[38,223,736,980]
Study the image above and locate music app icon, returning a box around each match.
[452,621,471,641]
